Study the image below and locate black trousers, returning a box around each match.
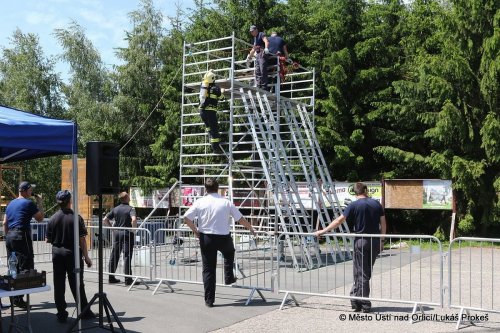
[108,230,134,278]
[350,238,380,310]
[6,229,34,302]
[199,233,235,304]
[200,108,220,142]
[52,247,90,315]
[255,52,269,90]
[6,229,34,272]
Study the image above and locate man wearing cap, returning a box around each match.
[46,190,95,323]
[103,192,138,286]
[2,181,44,308]
[247,25,270,91]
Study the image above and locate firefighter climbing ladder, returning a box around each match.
[179,33,351,270]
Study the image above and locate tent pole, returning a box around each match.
[72,153,82,332]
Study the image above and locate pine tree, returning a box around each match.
[113,0,167,189]
[376,0,500,232]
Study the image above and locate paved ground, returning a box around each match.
[1,248,499,333]
[0,262,282,333]
[214,296,500,333]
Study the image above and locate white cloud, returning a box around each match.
[25,11,57,25]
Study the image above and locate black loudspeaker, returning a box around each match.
[86,141,120,195]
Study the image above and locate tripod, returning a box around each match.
[67,194,125,332]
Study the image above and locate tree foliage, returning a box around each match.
[0,29,65,210]
[55,22,116,150]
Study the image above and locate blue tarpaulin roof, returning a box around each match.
[0,105,77,163]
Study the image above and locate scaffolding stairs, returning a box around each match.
[239,89,352,268]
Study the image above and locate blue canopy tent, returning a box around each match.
[0,105,77,163]
[0,104,84,321]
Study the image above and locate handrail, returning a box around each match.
[138,180,180,228]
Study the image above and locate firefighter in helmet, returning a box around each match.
[199,69,225,154]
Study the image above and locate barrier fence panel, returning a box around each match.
[87,225,153,289]
[233,231,275,304]
[152,228,201,293]
[0,219,53,264]
[152,228,275,305]
[448,237,500,329]
[277,232,443,318]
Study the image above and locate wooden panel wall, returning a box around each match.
[384,180,423,209]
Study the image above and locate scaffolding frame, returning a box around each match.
[179,33,351,269]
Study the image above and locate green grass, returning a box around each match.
[319,237,500,252]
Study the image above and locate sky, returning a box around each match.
[0,0,195,76]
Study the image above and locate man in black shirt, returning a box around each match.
[104,192,138,286]
[315,182,386,313]
[46,190,94,323]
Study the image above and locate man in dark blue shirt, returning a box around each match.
[247,25,270,91]
[267,31,290,89]
[315,182,386,313]
[268,31,289,59]
[2,181,44,308]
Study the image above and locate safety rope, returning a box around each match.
[120,64,183,152]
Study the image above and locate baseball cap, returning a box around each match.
[56,190,71,203]
[19,181,34,192]
[249,25,257,32]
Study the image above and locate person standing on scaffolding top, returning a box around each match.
[199,69,225,154]
[268,31,289,59]
[246,25,270,91]
[267,31,290,90]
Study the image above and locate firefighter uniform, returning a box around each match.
[199,70,225,153]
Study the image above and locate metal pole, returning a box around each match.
[71,153,82,332]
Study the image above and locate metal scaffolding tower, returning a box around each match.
[179,34,351,269]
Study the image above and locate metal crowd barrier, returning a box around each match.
[0,219,52,264]
[4,218,500,332]
[86,225,153,290]
[152,228,274,305]
[277,232,443,319]
[448,237,500,329]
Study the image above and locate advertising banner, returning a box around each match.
[129,187,169,208]
[423,180,452,209]
[223,188,264,208]
[182,186,204,207]
[334,182,382,208]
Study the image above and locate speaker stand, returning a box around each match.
[67,194,125,332]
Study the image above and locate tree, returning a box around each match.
[0,29,64,117]
[0,29,66,212]
[376,0,500,232]
[146,9,185,187]
[55,22,117,151]
[306,0,367,181]
[113,0,169,189]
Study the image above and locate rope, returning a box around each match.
[120,65,183,152]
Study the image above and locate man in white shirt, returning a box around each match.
[183,178,255,307]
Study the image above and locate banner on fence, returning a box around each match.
[334,182,382,207]
[130,187,170,208]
